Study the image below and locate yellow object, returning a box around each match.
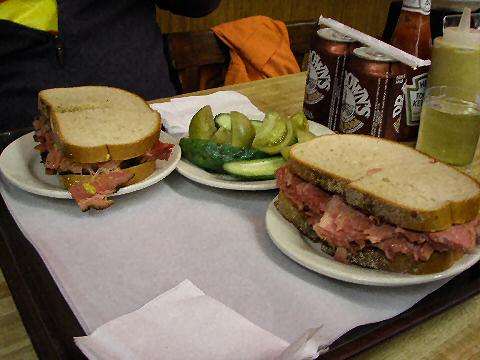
[0,0,58,33]
[82,183,97,195]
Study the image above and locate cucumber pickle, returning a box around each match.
[223,157,286,180]
[189,105,216,140]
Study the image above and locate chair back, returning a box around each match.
[165,19,317,94]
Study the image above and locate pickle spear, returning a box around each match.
[189,105,217,140]
[211,127,232,145]
[231,111,256,148]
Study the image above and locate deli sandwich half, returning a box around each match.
[33,86,174,211]
[275,134,480,274]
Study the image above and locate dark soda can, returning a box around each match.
[340,47,406,140]
[303,28,357,131]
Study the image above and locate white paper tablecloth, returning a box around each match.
[0,172,447,344]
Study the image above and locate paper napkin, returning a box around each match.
[150,91,265,134]
[75,280,330,360]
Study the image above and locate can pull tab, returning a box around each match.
[54,35,65,66]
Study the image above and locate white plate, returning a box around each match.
[176,121,334,191]
[0,131,181,199]
[266,197,480,287]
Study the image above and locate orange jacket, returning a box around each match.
[212,15,300,85]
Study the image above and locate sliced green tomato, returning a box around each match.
[189,105,216,140]
[211,127,232,145]
[231,111,255,148]
[223,156,286,180]
[290,112,309,133]
[214,113,232,130]
[252,112,287,148]
[253,116,295,155]
[296,129,316,143]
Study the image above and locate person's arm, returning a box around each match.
[155,0,221,18]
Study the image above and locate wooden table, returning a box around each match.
[0,72,479,359]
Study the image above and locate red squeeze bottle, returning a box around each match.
[389,0,432,141]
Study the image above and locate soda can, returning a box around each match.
[340,47,406,140]
[303,28,357,131]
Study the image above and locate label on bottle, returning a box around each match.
[402,0,431,15]
[403,72,428,126]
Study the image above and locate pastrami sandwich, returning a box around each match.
[33,86,174,211]
[275,134,480,274]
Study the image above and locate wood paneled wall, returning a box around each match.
[157,0,395,38]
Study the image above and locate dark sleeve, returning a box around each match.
[154,0,221,18]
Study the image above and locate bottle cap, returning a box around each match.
[441,8,480,50]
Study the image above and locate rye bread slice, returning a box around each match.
[275,191,464,274]
[50,109,161,163]
[289,134,480,232]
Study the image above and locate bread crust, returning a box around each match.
[38,86,152,114]
[61,160,156,189]
[275,191,464,274]
[289,135,480,231]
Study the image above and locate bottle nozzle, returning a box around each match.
[458,7,471,31]
[441,7,480,50]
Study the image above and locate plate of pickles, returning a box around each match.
[176,105,334,190]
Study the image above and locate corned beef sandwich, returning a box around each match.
[33,86,174,211]
[275,134,480,274]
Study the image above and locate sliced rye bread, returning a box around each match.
[275,191,464,274]
[51,109,161,163]
[38,86,152,118]
[289,134,480,232]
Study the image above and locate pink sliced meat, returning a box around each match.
[43,132,56,152]
[68,171,134,211]
[276,165,480,263]
[376,239,434,261]
[45,149,64,171]
[276,165,330,215]
[77,195,113,212]
[313,196,371,249]
[364,224,396,244]
[59,158,83,174]
[92,171,134,195]
[395,228,429,244]
[334,247,349,263]
[142,140,175,162]
[429,220,477,253]
[34,142,48,153]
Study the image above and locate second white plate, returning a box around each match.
[176,121,334,191]
[266,197,480,287]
